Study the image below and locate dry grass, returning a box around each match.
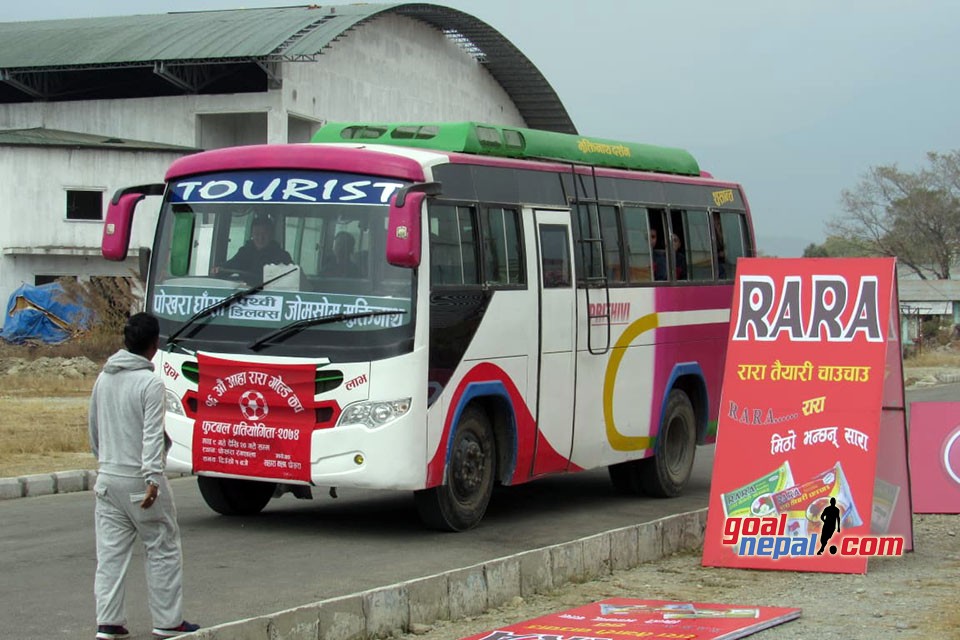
[0,395,95,477]
[903,347,960,368]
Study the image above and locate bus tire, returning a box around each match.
[414,406,495,531]
[197,476,275,516]
[639,389,696,498]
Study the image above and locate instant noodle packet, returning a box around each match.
[721,462,794,518]
[770,461,863,537]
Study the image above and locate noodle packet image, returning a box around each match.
[770,461,863,537]
[720,462,794,518]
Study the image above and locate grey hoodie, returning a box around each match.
[88,349,167,485]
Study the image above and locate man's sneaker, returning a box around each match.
[152,621,201,638]
[96,625,130,640]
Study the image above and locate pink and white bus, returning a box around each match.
[103,122,754,530]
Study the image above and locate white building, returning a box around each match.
[0,3,573,314]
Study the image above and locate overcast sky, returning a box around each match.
[5,1,959,256]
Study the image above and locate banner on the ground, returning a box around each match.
[702,258,911,574]
[458,598,800,640]
[909,402,960,514]
[194,353,315,482]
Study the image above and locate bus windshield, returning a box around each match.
[148,170,415,360]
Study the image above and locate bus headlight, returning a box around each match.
[339,398,411,429]
[165,388,185,416]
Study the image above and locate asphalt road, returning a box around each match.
[1,384,953,640]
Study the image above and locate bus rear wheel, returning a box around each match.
[414,406,495,531]
[197,476,276,516]
[639,389,697,497]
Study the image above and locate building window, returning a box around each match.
[66,190,103,221]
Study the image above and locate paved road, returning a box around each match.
[1,384,952,640]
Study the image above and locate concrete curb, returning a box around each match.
[0,470,191,500]
[184,508,708,640]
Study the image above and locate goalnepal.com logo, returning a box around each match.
[723,514,904,559]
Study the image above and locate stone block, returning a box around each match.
[660,514,686,556]
[484,556,521,609]
[447,565,487,619]
[197,618,269,640]
[53,470,86,494]
[550,542,583,586]
[0,477,23,500]
[406,573,450,625]
[319,594,365,640]
[20,473,55,497]
[580,533,611,581]
[518,548,553,597]
[637,520,663,564]
[608,526,639,571]
[363,585,408,638]
[269,604,321,640]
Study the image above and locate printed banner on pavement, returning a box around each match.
[458,598,800,640]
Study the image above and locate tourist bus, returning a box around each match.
[102,122,754,531]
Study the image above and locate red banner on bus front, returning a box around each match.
[193,353,315,483]
[702,258,903,574]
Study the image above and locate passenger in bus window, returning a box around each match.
[650,229,667,281]
[672,233,687,280]
[215,216,293,277]
[713,213,727,278]
[323,231,361,277]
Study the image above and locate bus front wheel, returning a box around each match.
[415,406,495,531]
[639,389,697,497]
[197,476,275,516]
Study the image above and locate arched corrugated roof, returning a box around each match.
[0,3,575,133]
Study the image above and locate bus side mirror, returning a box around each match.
[102,184,164,261]
[386,182,440,269]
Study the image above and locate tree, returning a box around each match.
[829,151,960,279]
[802,235,872,258]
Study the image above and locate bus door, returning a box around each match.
[532,209,577,476]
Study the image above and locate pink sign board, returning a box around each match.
[909,402,960,513]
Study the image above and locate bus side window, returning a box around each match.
[623,206,652,283]
[669,210,689,281]
[598,205,624,283]
[647,209,668,281]
[429,204,479,286]
[539,224,572,288]
[480,207,525,286]
[684,210,713,281]
[718,211,749,278]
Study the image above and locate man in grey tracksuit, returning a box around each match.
[89,313,197,639]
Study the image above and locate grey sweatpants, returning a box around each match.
[94,474,184,628]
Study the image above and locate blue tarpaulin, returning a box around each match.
[1,283,86,344]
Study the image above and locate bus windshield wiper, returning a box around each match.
[165,267,299,350]
[247,309,407,351]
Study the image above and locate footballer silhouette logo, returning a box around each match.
[239,390,269,421]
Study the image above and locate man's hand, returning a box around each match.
[141,482,159,509]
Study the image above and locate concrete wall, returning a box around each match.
[279,14,526,126]
[0,146,182,308]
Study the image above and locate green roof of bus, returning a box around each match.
[310,122,700,176]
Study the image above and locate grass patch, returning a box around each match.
[904,348,960,368]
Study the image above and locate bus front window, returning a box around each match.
[149,171,415,360]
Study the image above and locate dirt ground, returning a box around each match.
[398,514,960,640]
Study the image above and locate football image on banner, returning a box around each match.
[194,353,316,482]
[458,598,800,640]
[702,258,910,574]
